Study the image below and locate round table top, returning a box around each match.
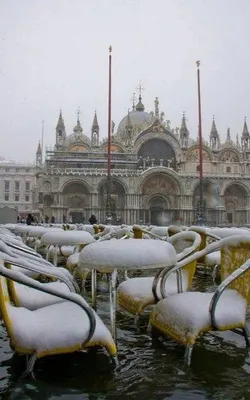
[79,238,177,270]
[41,230,96,246]
[28,227,62,238]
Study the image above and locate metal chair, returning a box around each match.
[149,235,250,365]
[117,231,201,318]
[0,260,117,378]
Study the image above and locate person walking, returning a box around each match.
[88,214,97,224]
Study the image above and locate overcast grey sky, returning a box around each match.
[1,0,250,162]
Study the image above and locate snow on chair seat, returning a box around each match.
[204,250,221,267]
[117,231,201,317]
[150,289,247,346]
[118,272,189,315]
[149,235,250,365]
[0,262,117,377]
[10,280,72,310]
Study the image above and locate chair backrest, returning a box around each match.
[220,236,250,302]
[0,274,15,345]
[132,225,143,239]
[167,231,201,289]
[168,225,183,237]
[187,226,221,264]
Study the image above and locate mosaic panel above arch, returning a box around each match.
[223,183,248,209]
[137,138,176,169]
[62,180,90,195]
[68,144,88,152]
[102,143,124,153]
[218,150,240,162]
[186,147,211,162]
[141,173,180,196]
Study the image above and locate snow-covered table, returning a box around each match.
[79,239,177,342]
[41,231,95,266]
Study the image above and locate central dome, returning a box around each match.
[117,96,153,137]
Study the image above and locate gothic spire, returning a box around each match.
[154,97,159,118]
[226,127,231,142]
[91,110,99,133]
[210,116,218,138]
[180,112,189,135]
[56,109,65,132]
[179,112,189,148]
[36,141,42,155]
[125,109,133,129]
[242,117,250,138]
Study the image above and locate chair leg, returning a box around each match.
[111,354,119,368]
[242,326,250,347]
[184,344,194,366]
[21,354,37,378]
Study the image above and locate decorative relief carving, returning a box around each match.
[43,180,52,192]
[220,151,239,162]
[142,175,176,195]
[186,148,210,162]
[152,123,164,133]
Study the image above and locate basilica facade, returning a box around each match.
[33,95,250,226]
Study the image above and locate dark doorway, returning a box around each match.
[70,212,84,223]
[227,213,233,224]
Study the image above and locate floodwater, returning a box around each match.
[1,273,250,400]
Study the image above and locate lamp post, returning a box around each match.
[106,46,112,225]
[196,61,206,225]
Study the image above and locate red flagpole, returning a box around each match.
[107,46,112,176]
[196,60,204,224]
[106,46,112,223]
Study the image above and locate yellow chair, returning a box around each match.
[149,235,250,365]
[117,231,201,318]
[168,225,183,237]
[0,260,117,378]
[187,225,222,274]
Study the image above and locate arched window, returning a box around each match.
[226,166,231,173]
[196,165,200,172]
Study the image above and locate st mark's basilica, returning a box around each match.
[33,94,250,226]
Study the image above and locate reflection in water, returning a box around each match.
[1,275,250,399]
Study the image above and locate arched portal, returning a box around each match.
[193,181,221,225]
[98,179,126,223]
[139,173,180,225]
[43,194,53,220]
[149,196,171,226]
[224,184,248,225]
[62,181,90,223]
[138,139,176,170]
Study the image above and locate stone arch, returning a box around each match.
[98,177,127,223]
[43,194,53,219]
[137,138,177,169]
[138,170,181,195]
[193,180,221,209]
[133,131,181,161]
[186,145,213,162]
[218,149,240,162]
[147,195,172,226]
[62,181,90,223]
[223,182,248,225]
[97,177,128,194]
[60,178,91,193]
[138,172,181,225]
